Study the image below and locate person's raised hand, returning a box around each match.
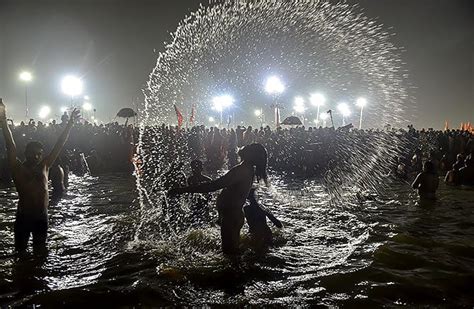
[0,98,6,120]
[69,108,81,124]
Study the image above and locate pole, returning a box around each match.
[359,106,364,130]
[24,84,28,119]
[316,105,320,123]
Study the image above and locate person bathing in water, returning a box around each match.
[0,98,80,253]
[412,161,439,200]
[244,187,282,248]
[169,143,268,255]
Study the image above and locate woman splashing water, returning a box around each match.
[169,143,268,255]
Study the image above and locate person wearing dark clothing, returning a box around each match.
[244,188,282,247]
[187,160,212,227]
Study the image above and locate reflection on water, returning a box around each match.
[0,174,473,306]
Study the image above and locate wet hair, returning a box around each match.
[240,143,268,185]
[25,141,44,154]
[247,187,257,201]
[423,161,436,174]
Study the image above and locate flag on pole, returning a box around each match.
[174,104,183,129]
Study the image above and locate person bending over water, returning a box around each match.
[0,99,80,253]
[169,143,268,255]
[244,188,282,248]
[412,161,439,200]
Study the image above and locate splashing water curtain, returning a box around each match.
[135,0,410,241]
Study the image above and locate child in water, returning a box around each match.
[244,188,282,247]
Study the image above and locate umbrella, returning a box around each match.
[117,108,137,118]
[281,116,303,126]
[116,108,137,126]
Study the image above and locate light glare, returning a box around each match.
[82,102,93,111]
[337,102,351,117]
[310,93,326,107]
[265,76,285,95]
[38,106,51,119]
[19,71,33,82]
[61,75,83,97]
[356,97,368,108]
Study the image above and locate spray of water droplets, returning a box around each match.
[135,0,411,240]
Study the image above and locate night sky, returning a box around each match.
[0,0,473,128]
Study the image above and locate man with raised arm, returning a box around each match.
[0,98,80,253]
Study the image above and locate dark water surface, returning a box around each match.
[1,174,473,306]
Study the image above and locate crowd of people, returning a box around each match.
[1,115,473,190]
[0,115,135,185]
[1,98,473,254]
[141,123,474,183]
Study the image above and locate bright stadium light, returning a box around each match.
[355,97,368,129]
[337,102,351,126]
[61,75,83,97]
[310,93,325,107]
[38,106,51,119]
[209,116,215,123]
[265,75,285,128]
[254,109,262,117]
[19,71,33,119]
[310,93,326,123]
[265,76,285,95]
[293,96,306,125]
[19,71,33,82]
[356,97,367,108]
[82,102,93,111]
[60,106,68,113]
[212,95,234,125]
[84,95,90,100]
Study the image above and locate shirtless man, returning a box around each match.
[169,143,268,255]
[412,161,439,200]
[0,99,79,253]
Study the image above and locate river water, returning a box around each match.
[0,173,473,306]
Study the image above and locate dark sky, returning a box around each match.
[0,0,473,128]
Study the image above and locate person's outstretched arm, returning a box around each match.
[411,173,422,189]
[0,100,18,168]
[169,168,238,195]
[42,109,79,168]
[263,207,283,228]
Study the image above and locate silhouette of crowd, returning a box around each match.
[2,119,473,186]
[0,118,135,184]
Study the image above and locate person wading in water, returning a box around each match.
[169,143,268,255]
[0,98,80,254]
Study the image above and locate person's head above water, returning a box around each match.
[24,141,44,166]
[238,143,268,185]
[190,159,203,174]
[423,160,436,174]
